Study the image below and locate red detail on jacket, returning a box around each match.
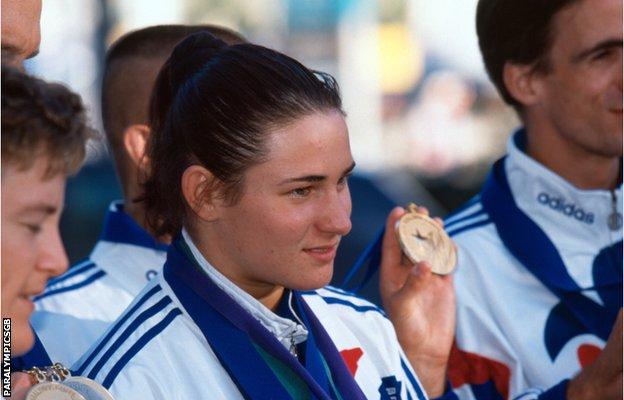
[340,347,364,376]
[577,344,601,368]
[448,343,511,399]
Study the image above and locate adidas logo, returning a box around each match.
[537,192,594,224]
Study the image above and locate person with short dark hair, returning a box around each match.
[28,24,247,368]
[1,65,92,396]
[76,32,447,399]
[439,0,622,399]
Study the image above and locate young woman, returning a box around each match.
[75,32,452,399]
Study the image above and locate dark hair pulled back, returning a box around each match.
[143,32,344,236]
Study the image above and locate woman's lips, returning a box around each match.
[303,244,338,263]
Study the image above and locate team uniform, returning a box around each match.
[438,130,622,399]
[75,230,428,399]
[28,201,168,367]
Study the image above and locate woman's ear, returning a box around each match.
[123,124,151,172]
[181,165,220,222]
[503,62,543,107]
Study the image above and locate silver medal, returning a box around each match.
[25,382,86,400]
[62,377,114,400]
[25,363,114,400]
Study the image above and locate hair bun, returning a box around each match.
[168,31,228,93]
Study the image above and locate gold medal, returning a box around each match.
[25,382,86,400]
[395,203,456,275]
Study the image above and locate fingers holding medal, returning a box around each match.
[395,203,456,275]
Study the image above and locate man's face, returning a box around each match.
[534,0,622,158]
[1,0,42,67]
[1,157,69,355]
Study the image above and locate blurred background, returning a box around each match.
[25,0,518,301]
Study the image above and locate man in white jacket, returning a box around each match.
[440,0,622,399]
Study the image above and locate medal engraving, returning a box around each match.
[395,204,456,275]
[25,382,86,400]
[63,377,115,400]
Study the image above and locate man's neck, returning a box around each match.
[524,124,621,191]
[123,196,171,244]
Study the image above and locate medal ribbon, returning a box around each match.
[163,238,366,400]
[481,158,622,340]
[12,329,53,371]
[340,227,385,293]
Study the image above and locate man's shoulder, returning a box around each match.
[73,281,185,386]
[304,286,387,319]
[445,195,496,243]
[35,258,109,304]
[34,258,130,316]
[446,196,520,286]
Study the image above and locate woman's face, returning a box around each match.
[207,110,354,294]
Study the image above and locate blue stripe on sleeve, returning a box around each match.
[34,270,106,301]
[400,357,427,400]
[444,196,481,223]
[75,285,162,375]
[320,296,385,315]
[445,209,486,230]
[102,308,182,389]
[45,260,96,287]
[322,286,358,297]
[87,296,173,379]
[448,218,493,237]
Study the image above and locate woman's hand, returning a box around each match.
[379,206,456,398]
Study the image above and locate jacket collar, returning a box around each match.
[505,129,622,240]
[100,201,168,251]
[181,229,308,348]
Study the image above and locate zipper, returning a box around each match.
[289,335,298,358]
[287,290,303,359]
[608,189,622,231]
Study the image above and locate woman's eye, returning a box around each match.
[290,187,312,198]
[338,175,350,187]
[24,223,42,234]
[592,49,611,61]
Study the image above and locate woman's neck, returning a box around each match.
[185,226,285,311]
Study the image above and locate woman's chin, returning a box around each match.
[11,321,35,357]
[288,269,334,292]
